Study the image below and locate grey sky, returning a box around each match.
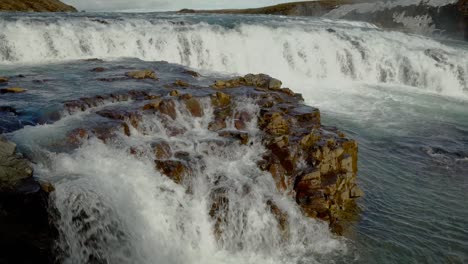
[63,0,305,12]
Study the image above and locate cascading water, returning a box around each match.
[0,13,466,97]
[11,95,347,264]
[1,11,468,264]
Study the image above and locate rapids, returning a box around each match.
[1,12,467,264]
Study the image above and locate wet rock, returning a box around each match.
[234,111,252,130]
[218,130,249,145]
[67,128,89,145]
[0,77,8,83]
[0,137,56,264]
[1,87,27,94]
[0,138,32,190]
[264,113,289,136]
[155,160,190,184]
[212,73,282,90]
[267,200,288,233]
[53,71,361,235]
[182,69,201,77]
[184,97,204,117]
[126,69,157,80]
[152,140,172,160]
[157,99,177,120]
[169,90,180,97]
[173,80,190,87]
[211,92,231,108]
[208,119,227,131]
[91,67,106,72]
[97,109,141,127]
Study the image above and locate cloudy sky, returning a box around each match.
[63,0,304,12]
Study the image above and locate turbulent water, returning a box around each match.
[1,12,468,263]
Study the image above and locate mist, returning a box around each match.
[62,0,307,12]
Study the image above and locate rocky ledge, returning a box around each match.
[0,0,77,12]
[0,137,56,264]
[63,70,363,234]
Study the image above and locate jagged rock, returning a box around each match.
[0,138,32,190]
[0,137,56,264]
[264,113,289,136]
[157,99,177,120]
[54,72,362,234]
[211,92,231,108]
[155,160,190,184]
[126,69,157,80]
[96,109,142,130]
[1,87,27,94]
[184,97,204,117]
[208,119,227,131]
[152,140,172,160]
[212,73,282,90]
[218,130,249,145]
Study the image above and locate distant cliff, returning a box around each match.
[0,0,77,12]
[180,0,467,40]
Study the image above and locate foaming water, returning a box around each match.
[1,12,468,264]
[11,98,347,264]
[0,13,467,98]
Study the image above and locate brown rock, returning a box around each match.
[126,69,157,80]
[211,92,231,108]
[208,119,227,131]
[67,128,89,145]
[170,90,180,97]
[1,87,27,94]
[174,80,190,87]
[184,98,204,117]
[155,160,190,184]
[152,140,172,160]
[218,130,249,145]
[158,99,177,120]
[265,113,289,136]
[0,77,8,83]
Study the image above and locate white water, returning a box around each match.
[11,99,346,264]
[0,15,467,98]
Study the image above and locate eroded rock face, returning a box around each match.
[61,73,362,234]
[0,137,56,264]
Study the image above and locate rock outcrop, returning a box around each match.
[0,0,77,12]
[0,137,56,264]
[62,70,363,234]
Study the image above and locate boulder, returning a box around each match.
[0,77,8,83]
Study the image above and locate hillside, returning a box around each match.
[179,1,355,16]
[0,0,77,12]
[180,0,467,40]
